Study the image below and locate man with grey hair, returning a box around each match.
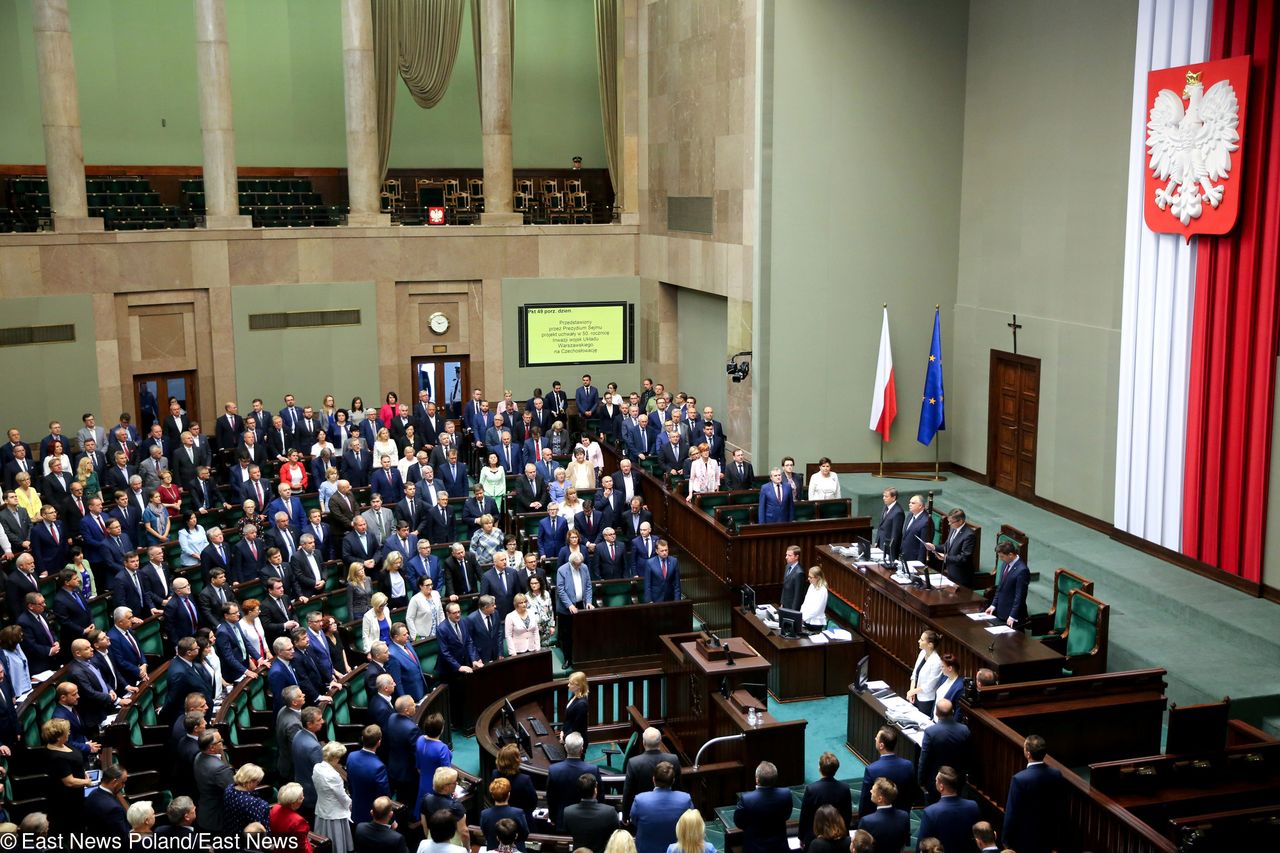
[555,551,594,669]
[369,673,396,730]
[292,706,325,808]
[153,797,197,840]
[546,731,602,829]
[623,726,682,820]
[139,444,168,492]
[733,761,792,853]
[289,532,325,597]
[125,800,155,835]
[276,684,305,778]
[108,605,147,685]
[466,594,502,663]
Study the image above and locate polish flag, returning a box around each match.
[870,307,897,441]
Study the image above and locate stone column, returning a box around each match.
[32,0,100,232]
[479,0,521,225]
[340,0,389,226]
[193,0,251,229]
[619,0,640,224]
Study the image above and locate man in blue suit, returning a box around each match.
[161,638,214,725]
[408,538,443,591]
[733,761,793,853]
[466,596,503,662]
[78,497,111,566]
[918,698,972,804]
[436,450,469,500]
[1003,734,1064,853]
[387,624,428,700]
[630,760,691,853]
[214,602,257,682]
[266,484,307,532]
[370,455,405,505]
[30,505,69,575]
[107,607,148,685]
[858,778,910,853]
[859,727,917,815]
[349,725,392,825]
[538,503,568,561]
[385,695,421,804]
[546,732,603,830]
[268,636,304,713]
[757,468,794,524]
[435,602,483,677]
[915,766,980,853]
[162,577,203,648]
[987,541,1031,627]
[643,540,680,603]
[99,518,133,577]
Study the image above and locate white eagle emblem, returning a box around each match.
[1146,70,1240,226]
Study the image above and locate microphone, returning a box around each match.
[988,638,996,652]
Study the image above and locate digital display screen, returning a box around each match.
[522,302,628,366]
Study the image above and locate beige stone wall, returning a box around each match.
[636,0,757,454]
[0,225,637,425]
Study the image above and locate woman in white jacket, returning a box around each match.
[313,740,352,853]
[406,576,444,640]
[905,629,943,718]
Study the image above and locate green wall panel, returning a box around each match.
[0,295,100,443]
[230,282,379,411]
[676,287,728,423]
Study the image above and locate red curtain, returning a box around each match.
[1182,0,1280,583]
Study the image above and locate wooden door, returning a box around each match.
[134,370,199,435]
[987,352,1039,498]
[411,355,470,420]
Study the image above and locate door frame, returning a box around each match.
[410,355,471,422]
[986,350,1040,498]
[133,369,200,435]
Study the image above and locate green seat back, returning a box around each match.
[816,500,851,519]
[716,505,752,527]
[135,618,165,656]
[596,579,636,608]
[929,510,947,545]
[413,637,439,674]
[696,492,730,517]
[827,595,862,630]
[1064,592,1101,657]
[728,491,759,506]
[1053,572,1090,634]
[793,502,816,521]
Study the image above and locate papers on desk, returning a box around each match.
[866,680,891,691]
[906,560,926,572]
[824,628,853,641]
[966,611,997,621]
[870,548,886,561]
[985,625,1017,635]
[807,632,828,645]
[30,670,55,684]
[891,573,914,585]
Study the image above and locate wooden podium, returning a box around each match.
[660,632,807,790]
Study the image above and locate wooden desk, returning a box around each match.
[453,649,553,733]
[660,633,770,761]
[816,546,1062,692]
[572,598,694,671]
[730,607,863,701]
[845,687,923,799]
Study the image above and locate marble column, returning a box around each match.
[341,0,389,226]
[194,0,251,229]
[619,0,639,224]
[479,0,521,225]
[32,0,101,232]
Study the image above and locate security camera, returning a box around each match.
[725,351,752,383]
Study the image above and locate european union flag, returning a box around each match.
[917,309,946,446]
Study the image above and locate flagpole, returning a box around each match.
[930,304,946,481]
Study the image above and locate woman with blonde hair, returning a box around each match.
[686,443,721,498]
[504,593,540,654]
[313,741,353,853]
[12,472,42,518]
[347,562,373,622]
[667,808,715,853]
[561,671,589,742]
[378,551,409,609]
[361,592,392,652]
[372,427,398,467]
[74,456,100,500]
[801,565,829,631]
[604,829,639,853]
[223,763,271,832]
[268,783,313,853]
[564,446,597,492]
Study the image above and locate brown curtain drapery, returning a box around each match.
[594,0,619,194]
[374,0,466,181]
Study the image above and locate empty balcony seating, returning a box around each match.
[3,176,194,231]
[381,172,612,225]
[178,177,344,227]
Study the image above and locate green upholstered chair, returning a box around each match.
[694,491,731,517]
[793,501,817,521]
[1055,589,1109,676]
[714,504,754,528]
[815,498,853,519]
[1029,568,1093,638]
[727,490,760,506]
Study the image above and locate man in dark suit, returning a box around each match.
[0,429,31,468]
[592,476,624,527]
[370,456,405,505]
[927,508,977,587]
[288,534,327,600]
[51,569,94,652]
[108,608,148,686]
[17,587,59,671]
[161,400,191,447]
[643,540,680,603]
[30,505,69,575]
[41,459,74,505]
[619,496,653,542]
[6,552,44,619]
[874,488,906,561]
[260,577,299,641]
[215,602,258,682]
[349,726,391,826]
[437,450,469,500]
[424,492,456,546]
[733,761,793,853]
[858,726,917,815]
[385,697,421,804]
[161,638,214,725]
[757,468,794,524]
[84,764,131,839]
[546,732,603,830]
[461,484,501,537]
[233,524,267,583]
[162,579,204,649]
[465,596,503,663]
[1002,735,1064,853]
[67,638,119,731]
[918,698,972,804]
[515,552,549,595]
[563,773,618,852]
[988,540,1031,627]
[622,726,682,821]
[101,452,136,499]
[723,449,755,491]
[343,517,380,576]
[899,495,934,562]
[630,521,658,577]
[435,601,482,678]
[367,673,396,729]
[355,797,410,853]
[573,500,605,545]
[857,778,910,853]
[657,430,687,477]
[594,527,627,580]
[624,414,654,460]
[197,569,234,628]
[215,402,244,452]
[442,543,481,600]
[780,545,806,612]
[631,760,692,853]
[386,625,428,700]
[171,713,204,799]
[479,555,519,619]
[341,440,374,489]
[107,491,142,553]
[109,552,151,620]
[915,766,980,853]
[393,481,426,536]
[194,731,236,833]
[798,751,853,849]
[0,492,31,551]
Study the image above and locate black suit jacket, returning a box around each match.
[734,786,794,853]
[354,821,410,853]
[780,562,807,612]
[215,413,244,451]
[875,502,906,560]
[798,776,853,848]
[918,718,973,793]
[51,588,93,649]
[423,503,455,544]
[563,798,618,853]
[940,525,977,587]
[622,748,682,819]
[443,554,481,598]
[723,460,756,491]
[512,475,549,513]
[900,511,935,562]
[546,758,602,829]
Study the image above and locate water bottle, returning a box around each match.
[747,707,757,727]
